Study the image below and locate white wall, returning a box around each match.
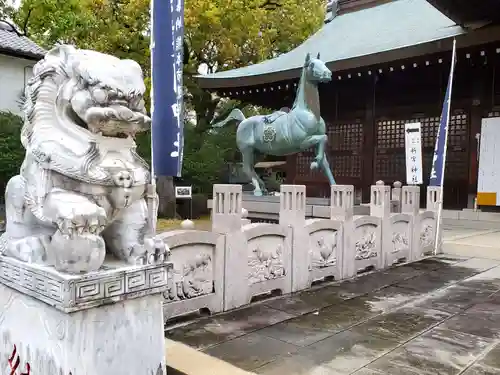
[0,54,35,116]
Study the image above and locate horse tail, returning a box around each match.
[211,108,246,128]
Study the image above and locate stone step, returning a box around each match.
[165,339,255,375]
[443,229,500,260]
[167,366,188,375]
[444,218,500,230]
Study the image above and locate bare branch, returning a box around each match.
[22,7,33,36]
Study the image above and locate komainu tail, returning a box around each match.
[211,108,246,128]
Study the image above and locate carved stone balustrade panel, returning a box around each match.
[386,213,412,267]
[159,230,225,319]
[305,218,344,285]
[244,224,292,301]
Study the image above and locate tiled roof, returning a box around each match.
[0,22,46,60]
[197,0,466,88]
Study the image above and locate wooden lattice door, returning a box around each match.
[294,120,363,196]
[374,119,406,183]
[327,120,363,185]
[374,112,469,208]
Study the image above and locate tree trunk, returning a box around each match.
[156,176,177,218]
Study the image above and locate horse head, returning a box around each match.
[304,52,332,84]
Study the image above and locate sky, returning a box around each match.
[7,0,19,8]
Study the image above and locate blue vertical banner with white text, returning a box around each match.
[151,0,184,177]
[429,40,457,187]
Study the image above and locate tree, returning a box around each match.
[13,0,150,67]
[0,0,13,19]
[185,0,324,73]
[10,0,325,215]
[181,0,325,197]
[184,0,325,134]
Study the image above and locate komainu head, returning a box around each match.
[25,45,151,144]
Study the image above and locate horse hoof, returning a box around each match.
[310,161,319,170]
[253,191,263,197]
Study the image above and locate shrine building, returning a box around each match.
[197,0,500,209]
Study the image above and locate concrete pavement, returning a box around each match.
[166,255,500,374]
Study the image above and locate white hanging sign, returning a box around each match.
[404,122,423,185]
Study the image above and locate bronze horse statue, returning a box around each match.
[213,53,335,195]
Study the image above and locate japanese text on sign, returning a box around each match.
[404,122,423,185]
[171,0,184,160]
[151,0,184,176]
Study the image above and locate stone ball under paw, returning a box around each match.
[181,219,195,229]
[241,208,248,218]
[48,231,106,274]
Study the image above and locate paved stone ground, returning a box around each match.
[165,255,500,374]
[167,366,187,375]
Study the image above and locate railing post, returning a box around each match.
[402,185,421,260]
[330,185,353,279]
[427,186,442,212]
[212,184,247,310]
[427,186,443,254]
[279,185,308,292]
[330,185,354,221]
[370,181,391,218]
[391,181,402,213]
[402,186,421,216]
[212,184,242,234]
[370,181,390,268]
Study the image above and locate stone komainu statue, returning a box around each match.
[0,45,169,273]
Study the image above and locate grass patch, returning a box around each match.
[156,216,211,232]
[0,218,212,233]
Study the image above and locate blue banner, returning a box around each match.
[429,42,457,187]
[151,0,184,177]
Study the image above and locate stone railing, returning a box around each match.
[207,181,406,223]
[162,182,442,320]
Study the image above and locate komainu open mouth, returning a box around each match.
[67,103,151,139]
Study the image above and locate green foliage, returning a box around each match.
[184,0,325,72]
[13,0,150,70]
[183,0,325,134]
[0,112,24,193]
[134,122,235,194]
[181,123,235,193]
[135,131,152,165]
[262,170,285,192]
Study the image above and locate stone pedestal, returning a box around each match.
[0,255,170,374]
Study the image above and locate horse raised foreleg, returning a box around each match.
[320,154,336,185]
[299,135,328,170]
[240,147,266,196]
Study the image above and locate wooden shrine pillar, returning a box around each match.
[361,75,376,202]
